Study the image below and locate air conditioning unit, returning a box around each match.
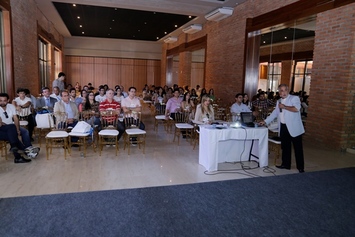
[205,7,233,22]
[182,24,202,34]
[164,36,178,43]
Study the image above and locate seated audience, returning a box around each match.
[231,93,252,115]
[121,87,145,130]
[54,90,79,130]
[50,86,61,101]
[99,89,125,140]
[95,86,107,102]
[12,88,35,141]
[0,93,40,162]
[36,86,58,112]
[165,89,183,120]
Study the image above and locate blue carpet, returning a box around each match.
[0,167,354,237]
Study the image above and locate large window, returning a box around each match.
[38,38,49,88]
[54,48,62,79]
[292,60,312,94]
[0,10,6,92]
[259,62,281,93]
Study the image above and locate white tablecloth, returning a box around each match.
[199,125,268,171]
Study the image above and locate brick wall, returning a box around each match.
[11,0,64,97]
[306,3,355,150]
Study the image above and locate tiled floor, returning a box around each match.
[0,109,354,198]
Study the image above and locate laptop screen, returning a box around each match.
[240,112,254,123]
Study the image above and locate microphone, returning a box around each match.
[279,99,282,112]
[206,113,210,119]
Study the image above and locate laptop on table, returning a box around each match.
[240,112,255,127]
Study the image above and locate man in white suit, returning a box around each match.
[260,84,305,173]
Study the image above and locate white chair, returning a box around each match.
[154,103,170,133]
[98,110,119,156]
[123,112,146,155]
[173,112,194,145]
[68,112,96,157]
[35,112,54,147]
[45,112,70,160]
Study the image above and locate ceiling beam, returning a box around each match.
[247,0,355,32]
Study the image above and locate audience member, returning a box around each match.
[194,95,214,125]
[230,93,252,115]
[95,86,107,102]
[165,89,182,120]
[0,93,40,161]
[50,86,61,101]
[36,86,57,112]
[52,72,65,91]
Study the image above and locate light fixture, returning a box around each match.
[205,7,233,21]
[182,24,202,34]
[164,36,178,43]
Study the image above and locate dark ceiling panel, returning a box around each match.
[261,28,315,46]
[53,2,196,41]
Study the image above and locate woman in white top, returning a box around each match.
[194,95,214,125]
[113,87,124,103]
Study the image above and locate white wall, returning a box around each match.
[64,36,163,60]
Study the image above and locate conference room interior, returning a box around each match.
[0,0,355,199]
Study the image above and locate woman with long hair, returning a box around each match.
[153,86,166,105]
[83,91,100,128]
[114,87,124,103]
[181,92,195,113]
[194,95,214,124]
[243,93,251,109]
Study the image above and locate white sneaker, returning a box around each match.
[25,146,40,154]
[26,151,39,159]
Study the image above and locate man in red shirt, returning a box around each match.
[99,89,125,140]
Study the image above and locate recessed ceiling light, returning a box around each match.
[144,22,147,25]
[284,36,287,39]
[164,32,167,34]
[189,16,192,18]
[138,29,140,32]
[77,16,80,19]
[79,25,82,28]
[109,27,112,30]
[114,8,117,10]
[175,25,178,27]
[82,32,84,34]
[156,37,159,39]
[263,41,266,43]
[112,19,115,22]
[73,4,76,7]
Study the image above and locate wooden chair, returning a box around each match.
[35,112,54,147]
[0,140,9,160]
[68,111,96,157]
[45,112,70,160]
[154,103,169,133]
[17,107,31,129]
[172,111,194,145]
[123,112,146,155]
[268,126,281,165]
[192,124,200,150]
[98,110,119,156]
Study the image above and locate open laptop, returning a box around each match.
[240,112,255,127]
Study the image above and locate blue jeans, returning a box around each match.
[20,127,32,149]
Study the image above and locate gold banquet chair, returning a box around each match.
[35,112,54,147]
[98,110,119,156]
[68,111,96,157]
[173,111,194,145]
[0,140,9,160]
[45,112,70,160]
[17,107,31,129]
[123,112,146,155]
[154,103,169,133]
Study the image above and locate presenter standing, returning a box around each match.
[259,84,305,173]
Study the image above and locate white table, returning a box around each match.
[199,125,269,171]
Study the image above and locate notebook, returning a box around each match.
[240,112,255,127]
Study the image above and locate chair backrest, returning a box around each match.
[35,113,54,129]
[174,111,190,123]
[79,111,96,126]
[53,112,68,130]
[123,111,142,129]
[17,107,31,119]
[155,104,166,116]
[100,109,119,129]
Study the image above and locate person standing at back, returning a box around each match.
[52,72,65,91]
[260,84,305,173]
